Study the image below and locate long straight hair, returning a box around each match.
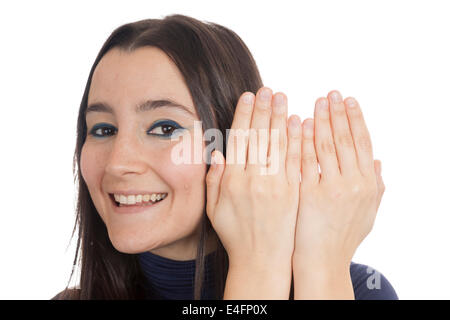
[55,14,293,299]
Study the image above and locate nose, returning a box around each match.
[104,130,148,177]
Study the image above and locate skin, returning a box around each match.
[207,89,384,299]
[80,44,384,299]
[206,88,302,299]
[80,47,216,260]
[293,92,384,299]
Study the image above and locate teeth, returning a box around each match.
[127,195,136,205]
[114,193,167,205]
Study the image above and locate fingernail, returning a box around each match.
[317,98,328,111]
[303,119,314,137]
[330,91,342,103]
[346,97,357,108]
[242,93,254,105]
[288,115,301,135]
[259,87,272,101]
[274,93,286,114]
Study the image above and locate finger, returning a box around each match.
[314,97,340,180]
[328,90,359,176]
[226,92,255,173]
[267,92,288,177]
[301,118,320,185]
[247,87,273,175]
[205,150,225,221]
[286,114,302,187]
[344,97,375,176]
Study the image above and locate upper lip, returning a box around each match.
[109,190,168,196]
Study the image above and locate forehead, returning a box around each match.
[88,47,195,114]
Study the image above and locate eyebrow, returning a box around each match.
[84,99,196,117]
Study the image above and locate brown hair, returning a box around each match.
[53,14,292,300]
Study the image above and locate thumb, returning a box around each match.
[374,159,383,183]
[373,159,385,209]
[205,150,225,221]
[374,159,381,175]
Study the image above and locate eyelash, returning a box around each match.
[88,120,184,139]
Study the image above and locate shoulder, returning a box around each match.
[51,288,81,300]
[349,261,398,300]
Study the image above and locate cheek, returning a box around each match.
[174,135,206,194]
[160,143,207,214]
[161,151,206,196]
[167,162,206,237]
[80,144,92,185]
[81,144,96,184]
[80,143,107,199]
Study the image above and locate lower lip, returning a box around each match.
[111,195,167,214]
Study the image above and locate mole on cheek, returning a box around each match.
[183,182,192,196]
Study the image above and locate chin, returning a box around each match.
[106,228,163,254]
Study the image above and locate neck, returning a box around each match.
[149,226,218,261]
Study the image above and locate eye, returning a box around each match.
[87,120,185,139]
[147,120,184,138]
[88,123,116,138]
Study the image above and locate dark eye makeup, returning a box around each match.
[88,120,185,139]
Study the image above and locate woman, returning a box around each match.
[52,14,397,300]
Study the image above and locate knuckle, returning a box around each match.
[249,177,267,197]
[349,181,365,196]
[271,185,285,201]
[222,174,236,194]
[319,140,336,154]
[329,188,344,200]
[287,150,301,162]
[334,107,347,117]
[288,126,302,140]
[355,135,373,152]
[302,152,317,165]
[302,135,313,143]
[256,105,272,116]
[288,138,302,153]
[336,134,354,148]
[237,106,252,116]
[359,181,378,200]
[317,109,329,120]
[349,107,364,119]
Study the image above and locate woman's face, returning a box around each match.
[81,47,208,259]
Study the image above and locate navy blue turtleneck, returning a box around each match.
[138,251,398,300]
[138,250,217,299]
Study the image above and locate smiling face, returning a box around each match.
[81,47,210,260]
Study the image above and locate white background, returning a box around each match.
[1,0,449,299]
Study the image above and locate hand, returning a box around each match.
[294,90,385,269]
[206,87,302,266]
